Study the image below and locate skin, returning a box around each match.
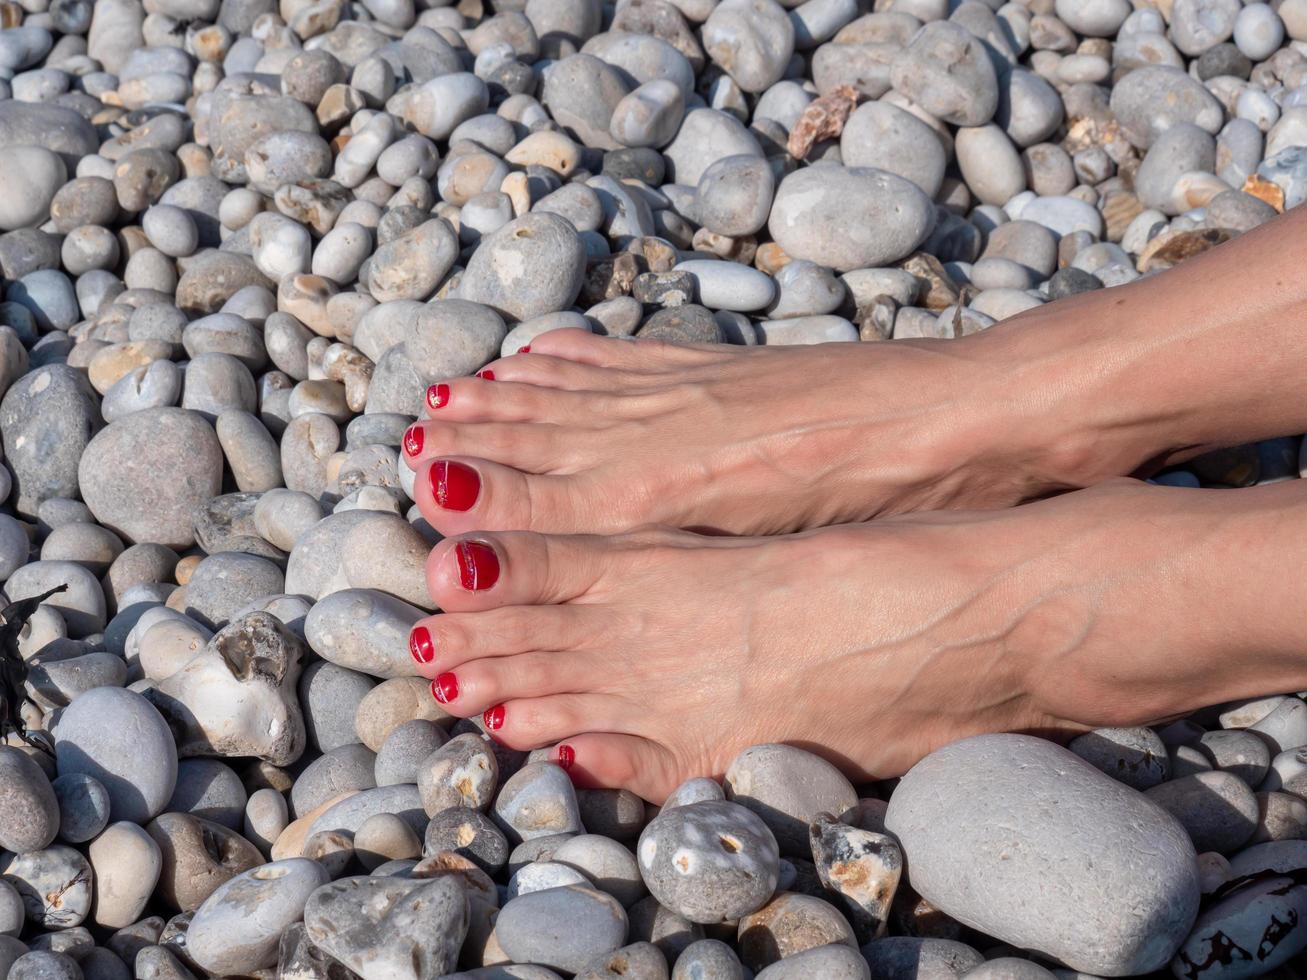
[401,206,1307,802]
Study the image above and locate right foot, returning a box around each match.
[401,313,1152,537]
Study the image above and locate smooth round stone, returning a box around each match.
[1261,746,1307,793]
[54,686,178,825]
[424,806,510,874]
[695,155,774,237]
[0,363,99,517]
[1055,0,1130,37]
[672,260,776,312]
[955,125,1025,207]
[1,845,93,928]
[702,0,794,93]
[539,54,629,151]
[167,759,248,830]
[182,553,285,629]
[7,952,81,980]
[1109,66,1224,148]
[724,744,856,855]
[575,941,668,979]
[51,773,110,844]
[610,79,686,149]
[493,762,584,844]
[1234,4,1284,61]
[0,147,66,232]
[375,720,448,786]
[753,943,867,979]
[1067,727,1170,790]
[1246,695,1307,753]
[0,881,20,937]
[457,213,587,322]
[1017,196,1105,238]
[291,743,377,819]
[77,408,222,549]
[1136,124,1217,215]
[840,101,947,198]
[418,732,500,816]
[663,109,764,186]
[672,938,744,980]
[304,588,426,679]
[963,959,1054,980]
[755,315,858,345]
[1197,730,1270,786]
[1171,875,1307,977]
[736,891,857,971]
[550,834,645,908]
[885,734,1201,976]
[100,360,183,424]
[186,859,331,976]
[298,661,376,755]
[0,514,28,583]
[768,166,934,272]
[367,219,460,304]
[638,800,779,924]
[889,21,998,126]
[0,747,60,853]
[353,812,421,870]
[146,811,263,912]
[1252,790,1307,843]
[245,788,289,855]
[1145,771,1259,854]
[5,559,105,636]
[308,784,427,840]
[88,822,162,929]
[497,885,629,974]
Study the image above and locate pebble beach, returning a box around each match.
[3,0,1307,976]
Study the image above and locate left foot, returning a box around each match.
[405,480,1299,802]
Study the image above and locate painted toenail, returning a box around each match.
[430,460,480,511]
[455,540,500,591]
[409,626,434,664]
[516,346,530,354]
[426,383,449,410]
[484,704,505,731]
[476,369,495,380]
[403,424,423,457]
[432,672,458,703]
[557,745,574,771]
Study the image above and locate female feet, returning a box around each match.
[407,479,1307,802]
[400,322,1121,537]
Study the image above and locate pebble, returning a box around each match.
[51,773,110,844]
[1144,771,1260,854]
[304,588,426,678]
[724,744,856,855]
[493,762,585,844]
[0,746,60,853]
[88,822,162,928]
[638,800,779,924]
[167,759,247,830]
[885,735,1201,975]
[186,859,330,975]
[146,811,263,912]
[1171,875,1307,978]
[1,845,93,928]
[496,885,629,975]
[1067,726,1171,790]
[54,686,178,825]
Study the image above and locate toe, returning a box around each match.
[412,457,627,536]
[428,651,585,716]
[484,694,628,751]
[424,529,610,611]
[420,376,615,424]
[548,733,683,803]
[407,605,595,678]
[402,419,570,474]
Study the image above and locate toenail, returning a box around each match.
[409,626,434,664]
[476,369,495,381]
[455,540,500,591]
[557,745,574,771]
[427,383,449,410]
[430,460,480,511]
[432,672,458,703]
[484,704,505,731]
[516,345,530,354]
[403,424,423,457]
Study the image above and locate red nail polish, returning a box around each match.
[403,424,424,457]
[484,704,504,731]
[476,369,495,381]
[432,672,458,703]
[427,383,450,410]
[517,345,531,354]
[557,745,574,771]
[456,540,500,591]
[409,626,434,664]
[430,460,480,511]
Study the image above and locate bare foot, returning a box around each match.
[405,480,1306,802]
[400,322,1143,537]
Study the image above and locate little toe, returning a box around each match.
[407,605,592,678]
[412,457,623,536]
[424,529,610,611]
[547,733,682,803]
